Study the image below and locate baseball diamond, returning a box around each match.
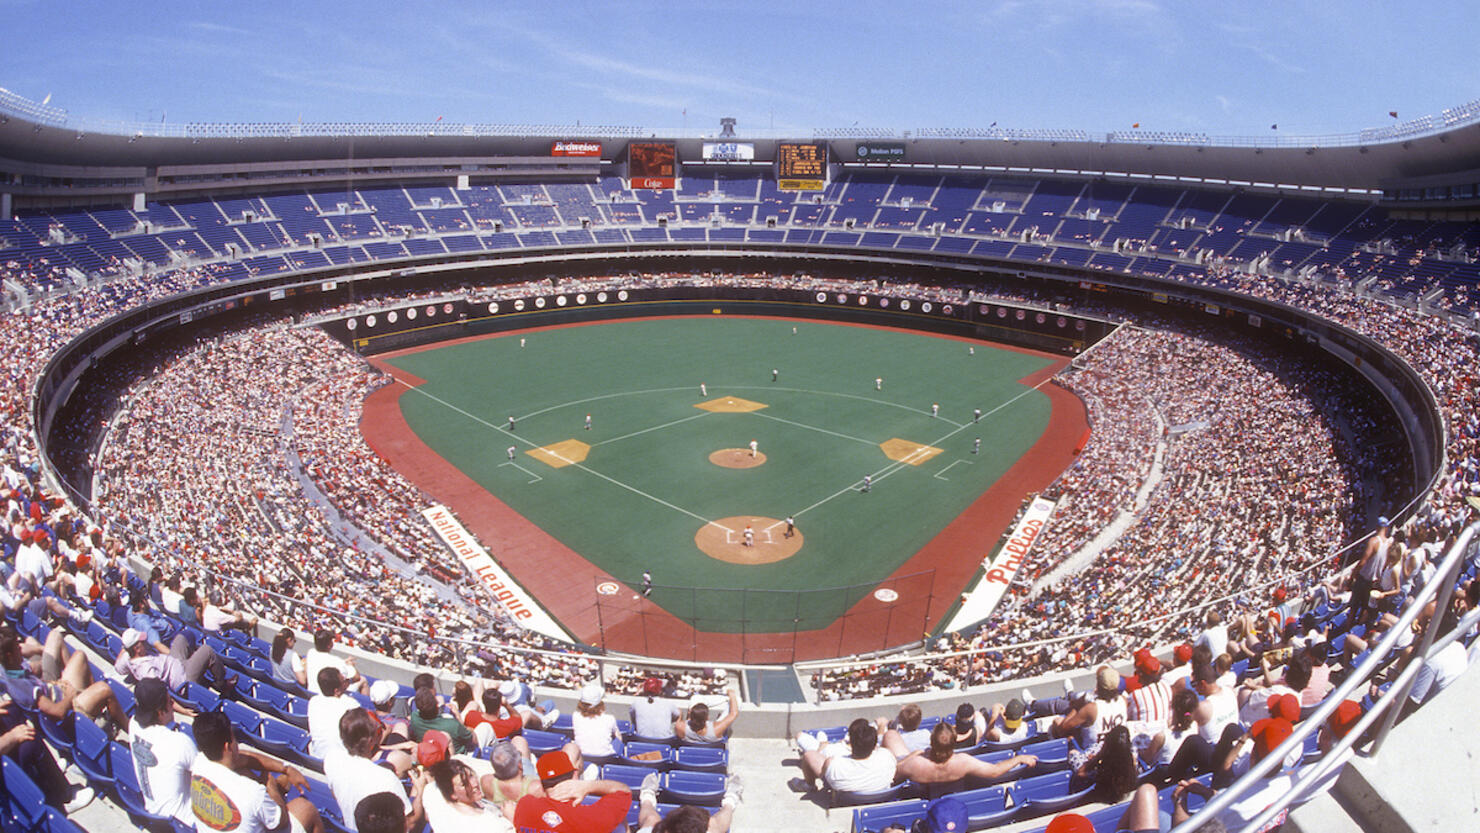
[361,314,1088,660]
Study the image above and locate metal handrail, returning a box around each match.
[1172,520,1478,831]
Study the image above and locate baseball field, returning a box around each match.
[361,314,1086,660]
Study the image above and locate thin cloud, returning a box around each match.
[187,21,251,36]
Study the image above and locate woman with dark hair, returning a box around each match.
[951,702,981,747]
[423,758,514,833]
[1071,724,1138,802]
[270,627,308,688]
[674,689,741,742]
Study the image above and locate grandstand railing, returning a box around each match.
[3,85,1479,149]
[1176,519,1479,831]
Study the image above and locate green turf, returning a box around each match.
[385,316,1055,632]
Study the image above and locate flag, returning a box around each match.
[1132,122,1140,129]
[989,121,997,127]
[1388,111,1398,118]
[1270,124,1278,130]
[434,115,443,122]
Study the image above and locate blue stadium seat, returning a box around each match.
[852,798,928,833]
[661,770,725,806]
[222,700,265,735]
[1018,737,1073,773]
[958,783,1016,829]
[108,742,176,832]
[620,740,672,770]
[520,729,567,756]
[1012,770,1096,819]
[172,681,222,713]
[673,745,727,773]
[72,716,115,792]
[0,755,49,833]
[39,808,87,833]
[598,763,652,792]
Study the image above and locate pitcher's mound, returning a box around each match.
[710,448,766,469]
[696,516,803,564]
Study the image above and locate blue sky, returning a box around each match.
[2,0,1475,137]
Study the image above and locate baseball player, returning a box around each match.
[931,403,939,418]
[642,571,652,597]
[507,446,516,461]
[743,525,754,547]
[972,438,981,454]
[973,408,982,423]
[862,475,872,493]
[772,368,779,382]
[875,377,883,391]
[520,337,526,348]
[749,439,758,457]
[585,414,592,431]
[785,516,795,538]
[507,415,515,431]
[700,382,707,397]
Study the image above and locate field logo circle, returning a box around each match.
[365,315,377,328]
[406,308,417,320]
[922,302,933,313]
[858,295,868,305]
[535,297,547,309]
[556,295,567,307]
[346,318,357,331]
[816,292,827,303]
[597,291,608,302]
[874,588,899,603]
[618,290,629,301]
[488,302,499,314]
[596,581,619,595]
[576,293,587,304]
[386,311,398,324]
[514,299,526,311]
[427,305,437,317]
[900,300,911,311]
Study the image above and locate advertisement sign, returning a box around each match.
[855,141,906,161]
[943,496,1057,633]
[702,142,755,161]
[629,142,676,189]
[551,140,602,157]
[422,505,572,641]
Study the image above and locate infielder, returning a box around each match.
[507,415,515,431]
[875,377,883,391]
[972,438,980,454]
[931,403,939,418]
[785,516,795,538]
[772,368,778,382]
[507,446,516,461]
[749,439,758,457]
[973,408,982,423]
[862,475,872,492]
[700,382,707,396]
[642,571,652,597]
[585,414,592,430]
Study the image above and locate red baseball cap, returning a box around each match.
[537,750,575,782]
[1173,643,1193,664]
[1045,813,1094,833]
[1327,700,1363,739]
[1250,718,1293,761]
[416,730,450,767]
[1267,693,1301,723]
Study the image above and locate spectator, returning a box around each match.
[791,718,896,795]
[422,757,513,833]
[878,703,931,757]
[271,628,309,690]
[570,683,621,769]
[0,626,127,734]
[1068,724,1137,803]
[894,722,1038,786]
[982,697,1030,744]
[632,768,741,833]
[512,750,631,833]
[115,626,230,692]
[673,688,740,743]
[630,676,679,740]
[189,709,324,833]
[408,687,477,754]
[486,740,544,804]
[354,793,410,833]
[305,629,365,695]
[126,678,198,825]
[324,708,427,833]
[307,667,361,760]
[0,634,92,812]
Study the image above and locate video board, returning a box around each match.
[629,142,676,189]
[776,142,827,191]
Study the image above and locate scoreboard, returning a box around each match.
[629,142,676,190]
[776,142,827,191]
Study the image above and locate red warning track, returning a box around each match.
[360,316,1088,663]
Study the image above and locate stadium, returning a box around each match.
[0,71,1477,833]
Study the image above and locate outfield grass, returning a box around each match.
[385,316,1055,632]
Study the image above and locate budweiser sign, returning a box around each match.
[551,141,602,157]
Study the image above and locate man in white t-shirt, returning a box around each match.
[790,718,896,794]
[323,708,426,833]
[308,667,361,760]
[190,710,323,833]
[1194,610,1229,659]
[128,679,198,825]
[304,628,365,696]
